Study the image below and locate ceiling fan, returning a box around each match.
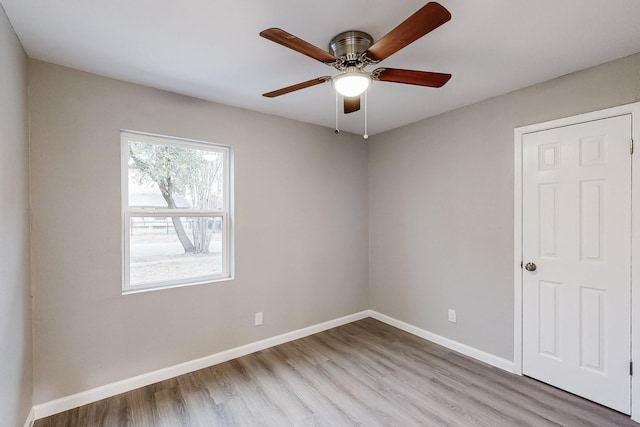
[260,2,452,116]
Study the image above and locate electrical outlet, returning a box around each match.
[254,312,263,326]
[448,309,457,323]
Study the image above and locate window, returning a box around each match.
[121,131,232,293]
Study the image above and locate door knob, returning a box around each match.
[525,262,537,272]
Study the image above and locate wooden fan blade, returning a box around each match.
[374,68,451,87]
[260,28,337,64]
[344,96,361,114]
[262,77,331,98]
[365,2,451,62]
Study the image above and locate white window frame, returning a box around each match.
[121,130,233,294]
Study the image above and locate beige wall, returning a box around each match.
[0,5,32,426]
[369,53,640,360]
[28,60,369,404]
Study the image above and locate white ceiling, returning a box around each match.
[2,0,640,136]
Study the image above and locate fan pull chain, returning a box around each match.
[363,91,369,139]
[334,92,340,134]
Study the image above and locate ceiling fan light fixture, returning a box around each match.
[332,68,371,97]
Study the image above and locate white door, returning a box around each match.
[522,114,632,414]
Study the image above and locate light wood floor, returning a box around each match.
[35,318,639,426]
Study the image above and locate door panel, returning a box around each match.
[522,115,632,414]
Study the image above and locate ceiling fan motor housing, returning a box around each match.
[329,31,374,67]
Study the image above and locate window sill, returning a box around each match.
[122,275,234,295]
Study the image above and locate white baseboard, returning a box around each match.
[32,310,370,421]
[369,310,515,373]
[31,309,515,420]
[23,407,35,427]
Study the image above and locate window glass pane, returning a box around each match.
[129,216,223,285]
[128,140,225,210]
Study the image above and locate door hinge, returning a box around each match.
[631,138,634,155]
[630,361,633,376]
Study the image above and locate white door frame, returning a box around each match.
[514,101,640,421]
